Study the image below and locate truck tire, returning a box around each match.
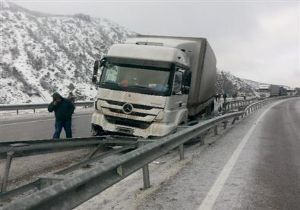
[91,124,104,136]
[205,101,214,116]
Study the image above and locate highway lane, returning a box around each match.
[0,110,93,141]
[0,110,94,192]
[138,98,300,210]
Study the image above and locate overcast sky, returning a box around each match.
[9,0,300,87]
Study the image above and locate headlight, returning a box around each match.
[155,110,164,121]
[95,99,103,113]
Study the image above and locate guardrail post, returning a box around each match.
[1,151,14,193]
[223,121,228,129]
[214,125,218,135]
[138,141,151,190]
[232,117,238,124]
[142,164,150,189]
[179,144,184,160]
[199,135,205,145]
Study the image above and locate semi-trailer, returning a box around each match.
[269,85,281,97]
[269,85,288,97]
[91,35,217,138]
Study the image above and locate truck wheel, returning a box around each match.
[91,124,104,136]
[205,101,214,116]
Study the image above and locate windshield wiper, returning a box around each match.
[128,85,150,89]
[102,81,119,86]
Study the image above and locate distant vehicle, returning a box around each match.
[279,86,288,96]
[91,35,217,138]
[269,85,288,97]
[257,84,270,98]
[295,88,300,96]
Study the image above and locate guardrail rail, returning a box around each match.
[0,101,94,114]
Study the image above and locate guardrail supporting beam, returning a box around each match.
[1,151,14,193]
[223,121,228,129]
[142,164,150,189]
[179,144,184,160]
[214,125,218,135]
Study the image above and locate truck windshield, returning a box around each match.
[100,63,171,96]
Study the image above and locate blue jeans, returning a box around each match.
[53,119,72,139]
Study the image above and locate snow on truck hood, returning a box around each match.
[107,44,190,67]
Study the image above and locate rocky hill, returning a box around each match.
[0,1,133,104]
[0,1,264,104]
[216,71,266,97]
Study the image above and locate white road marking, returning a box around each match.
[0,114,90,127]
[198,99,290,210]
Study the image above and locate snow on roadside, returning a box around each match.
[0,107,93,122]
[74,127,231,210]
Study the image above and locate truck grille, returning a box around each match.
[107,108,149,117]
[105,116,151,129]
[104,99,159,110]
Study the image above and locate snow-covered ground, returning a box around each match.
[74,118,240,210]
[0,106,93,122]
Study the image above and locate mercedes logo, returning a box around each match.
[122,103,133,114]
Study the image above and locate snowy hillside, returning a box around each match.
[0,1,265,104]
[0,1,133,104]
[216,71,267,97]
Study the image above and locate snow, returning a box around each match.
[0,1,270,105]
[0,1,133,104]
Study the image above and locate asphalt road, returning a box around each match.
[0,109,94,193]
[0,110,93,141]
[1,99,299,209]
[138,98,300,210]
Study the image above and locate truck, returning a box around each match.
[269,85,280,97]
[269,85,288,97]
[295,88,300,96]
[91,35,217,138]
[257,84,271,98]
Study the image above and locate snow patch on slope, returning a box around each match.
[0,1,133,104]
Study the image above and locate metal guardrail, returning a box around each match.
[0,101,94,114]
[3,97,277,210]
[0,98,254,115]
[0,136,138,194]
[0,137,138,159]
[223,98,258,112]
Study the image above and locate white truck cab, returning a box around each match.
[91,36,216,138]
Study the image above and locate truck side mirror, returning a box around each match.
[92,58,106,84]
[182,71,191,94]
[182,71,191,86]
[92,60,99,84]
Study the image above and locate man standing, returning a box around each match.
[48,92,75,139]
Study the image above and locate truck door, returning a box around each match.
[168,67,188,111]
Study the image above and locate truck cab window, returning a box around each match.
[104,64,118,82]
[100,62,171,96]
[173,70,183,95]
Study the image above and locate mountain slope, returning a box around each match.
[0,1,133,104]
[216,71,266,97]
[1,1,264,104]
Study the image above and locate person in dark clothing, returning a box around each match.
[68,92,76,103]
[223,93,227,101]
[48,92,75,139]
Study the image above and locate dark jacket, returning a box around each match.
[48,98,75,121]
